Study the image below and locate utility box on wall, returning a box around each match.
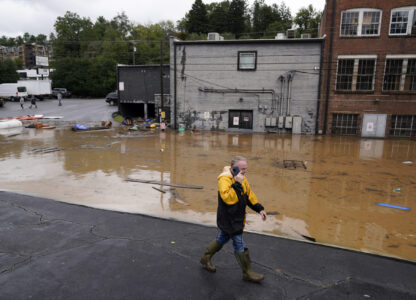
[292,116,302,134]
[285,116,293,129]
[278,116,284,128]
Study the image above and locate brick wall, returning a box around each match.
[319,0,416,136]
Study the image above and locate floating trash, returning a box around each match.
[376,203,410,211]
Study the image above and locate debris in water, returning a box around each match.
[268,211,280,215]
[152,186,166,193]
[393,188,401,192]
[170,241,175,245]
[170,189,190,206]
[274,268,281,274]
[402,161,413,165]
[29,146,61,154]
[376,203,410,211]
[125,178,203,189]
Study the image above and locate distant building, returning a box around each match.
[319,0,416,138]
[0,43,51,69]
[169,35,323,133]
[117,64,170,120]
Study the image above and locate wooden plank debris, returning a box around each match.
[125,178,203,190]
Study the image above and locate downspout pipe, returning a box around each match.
[174,41,177,129]
[315,39,324,134]
[279,75,285,116]
[323,0,337,134]
[286,72,294,116]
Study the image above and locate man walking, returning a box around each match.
[57,92,62,106]
[200,156,267,282]
[19,96,24,109]
[29,95,37,109]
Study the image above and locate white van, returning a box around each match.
[0,83,28,101]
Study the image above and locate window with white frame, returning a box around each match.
[336,56,376,91]
[389,7,416,35]
[238,51,257,70]
[383,55,416,92]
[340,9,382,36]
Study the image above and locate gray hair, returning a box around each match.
[231,156,247,167]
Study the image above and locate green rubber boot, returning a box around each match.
[200,239,222,272]
[234,248,264,283]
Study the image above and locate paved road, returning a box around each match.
[0,98,117,122]
[0,191,415,299]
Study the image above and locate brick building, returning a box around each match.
[319,0,416,138]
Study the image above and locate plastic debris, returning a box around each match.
[73,124,90,130]
[393,188,401,192]
[402,161,413,165]
[376,203,410,211]
[170,241,175,245]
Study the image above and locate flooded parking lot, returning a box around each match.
[0,125,415,261]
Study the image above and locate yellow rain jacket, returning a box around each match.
[216,166,264,236]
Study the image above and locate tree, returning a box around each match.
[229,0,247,38]
[53,11,93,58]
[264,2,293,38]
[186,0,209,34]
[294,5,321,37]
[207,1,230,34]
[0,59,20,84]
[251,0,278,38]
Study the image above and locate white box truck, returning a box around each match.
[17,79,52,100]
[0,83,28,102]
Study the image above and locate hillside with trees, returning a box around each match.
[0,0,321,97]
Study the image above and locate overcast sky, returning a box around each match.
[0,0,325,37]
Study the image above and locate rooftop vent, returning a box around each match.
[301,33,311,39]
[208,32,224,41]
[287,29,296,39]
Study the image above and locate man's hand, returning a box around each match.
[259,210,267,221]
[234,173,244,183]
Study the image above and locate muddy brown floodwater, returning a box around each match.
[0,126,415,261]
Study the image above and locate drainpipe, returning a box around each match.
[315,39,324,134]
[286,72,294,116]
[174,41,177,129]
[323,0,337,134]
[279,75,285,116]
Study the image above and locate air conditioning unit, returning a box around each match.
[286,29,296,39]
[301,33,311,39]
[208,32,223,41]
[275,33,286,40]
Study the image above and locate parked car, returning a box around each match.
[105,91,118,106]
[52,88,71,98]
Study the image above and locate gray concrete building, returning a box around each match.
[170,36,324,133]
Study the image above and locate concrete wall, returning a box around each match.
[170,38,322,133]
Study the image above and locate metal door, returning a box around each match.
[228,110,253,129]
[361,114,387,137]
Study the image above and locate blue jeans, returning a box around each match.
[216,230,245,253]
